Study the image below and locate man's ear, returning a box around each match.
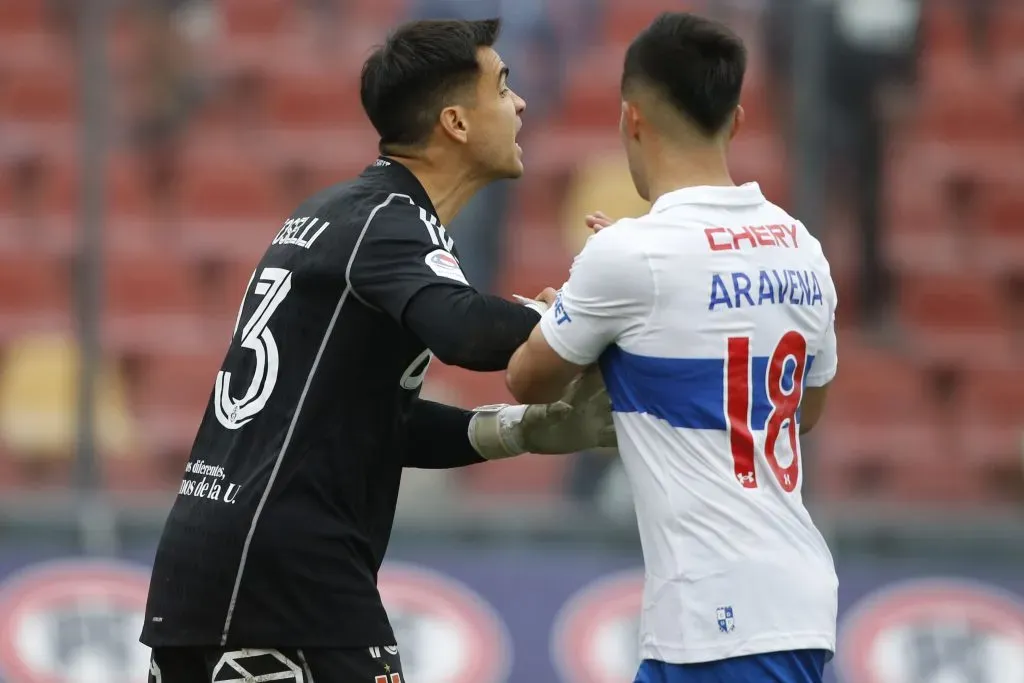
[623,100,643,141]
[439,105,469,144]
[729,105,745,141]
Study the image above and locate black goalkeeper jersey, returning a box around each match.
[141,158,538,648]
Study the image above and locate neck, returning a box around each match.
[644,140,735,204]
[384,151,488,226]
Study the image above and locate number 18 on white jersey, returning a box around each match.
[539,183,839,664]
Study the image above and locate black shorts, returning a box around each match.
[149,645,404,683]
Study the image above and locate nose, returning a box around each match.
[514,91,526,115]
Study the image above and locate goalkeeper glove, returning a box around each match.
[468,366,616,460]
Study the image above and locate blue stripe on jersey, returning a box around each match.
[598,345,816,431]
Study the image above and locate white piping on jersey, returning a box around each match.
[346,193,416,311]
[298,649,316,683]
[219,192,410,644]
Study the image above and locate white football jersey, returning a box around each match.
[540,183,839,664]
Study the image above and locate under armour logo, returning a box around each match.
[737,472,755,485]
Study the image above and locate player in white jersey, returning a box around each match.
[506,12,839,683]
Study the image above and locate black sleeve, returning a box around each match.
[402,284,540,371]
[348,198,476,322]
[402,399,485,469]
[348,197,540,371]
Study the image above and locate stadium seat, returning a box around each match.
[823,346,932,422]
[2,0,1022,502]
[560,153,651,253]
[0,253,71,313]
[991,2,1024,59]
[0,333,134,473]
[602,0,697,44]
[179,156,283,218]
[0,0,47,35]
[0,61,74,122]
[961,365,1024,424]
[220,0,293,36]
[104,255,202,316]
[921,2,974,57]
[896,272,1008,330]
[264,72,364,127]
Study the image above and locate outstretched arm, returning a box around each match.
[402,399,484,469]
[347,197,552,372]
[402,373,617,468]
[507,223,655,404]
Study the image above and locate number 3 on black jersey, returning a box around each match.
[215,267,293,430]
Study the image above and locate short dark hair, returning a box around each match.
[360,19,502,150]
[621,13,747,136]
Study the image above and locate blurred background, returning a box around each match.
[0,0,1022,681]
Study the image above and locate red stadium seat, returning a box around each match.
[0,253,71,313]
[220,0,294,36]
[897,272,1008,330]
[103,255,201,316]
[0,0,47,35]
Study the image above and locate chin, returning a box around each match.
[493,159,524,180]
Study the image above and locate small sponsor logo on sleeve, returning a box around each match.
[425,249,469,285]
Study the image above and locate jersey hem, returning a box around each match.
[640,631,836,664]
[141,631,398,650]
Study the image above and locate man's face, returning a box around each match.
[465,47,526,179]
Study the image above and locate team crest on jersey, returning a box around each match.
[210,649,304,682]
[837,578,1024,683]
[0,559,151,683]
[551,570,644,683]
[716,606,735,633]
[424,249,468,286]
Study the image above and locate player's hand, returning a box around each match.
[468,366,616,459]
[584,211,614,233]
[534,287,558,307]
[512,287,558,315]
[520,365,616,454]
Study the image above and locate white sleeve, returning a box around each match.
[806,276,838,388]
[538,224,654,366]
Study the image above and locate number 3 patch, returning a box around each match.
[424,249,469,286]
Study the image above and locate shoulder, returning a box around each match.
[318,189,444,252]
[318,188,418,226]
[568,219,652,292]
[576,218,647,265]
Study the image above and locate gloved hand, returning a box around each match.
[468,366,617,460]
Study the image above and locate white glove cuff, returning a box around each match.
[468,404,529,460]
[513,295,550,316]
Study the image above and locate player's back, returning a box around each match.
[596,184,838,663]
[143,159,452,649]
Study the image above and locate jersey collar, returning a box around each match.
[650,182,765,214]
[363,156,439,217]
